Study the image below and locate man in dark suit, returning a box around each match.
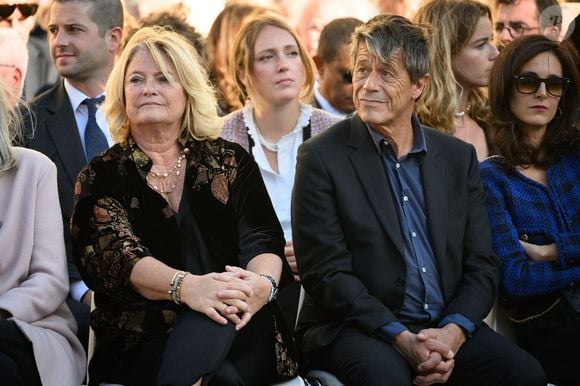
[292,14,545,386]
[312,17,362,118]
[24,0,123,352]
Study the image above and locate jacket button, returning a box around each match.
[395,278,405,287]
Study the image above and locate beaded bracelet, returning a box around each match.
[168,271,189,305]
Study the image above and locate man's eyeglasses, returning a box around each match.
[494,22,539,38]
[512,74,570,97]
[341,71,352,84]
[0,4,39,20]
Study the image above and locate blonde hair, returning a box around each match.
[104,26,223,143]
[414,0,492,133]
[231,14,316,106]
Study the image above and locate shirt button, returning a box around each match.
[421,267,427,273]
[403,196,409,202]
[395,163,401,168]
[424,304,429,310]
[412,232,417,237]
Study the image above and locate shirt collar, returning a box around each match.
[314,86,348,118]
[367,114,428,157]
[64,79,105,112]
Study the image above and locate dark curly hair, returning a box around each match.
[488,35,579,167]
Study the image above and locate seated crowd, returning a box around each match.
[0,0,578,385]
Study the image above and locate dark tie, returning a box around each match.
[83,96,108,162]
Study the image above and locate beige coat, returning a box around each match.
[0,147,85,386]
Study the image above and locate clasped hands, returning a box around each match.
[178,265,270,330]
[393,323,466,386]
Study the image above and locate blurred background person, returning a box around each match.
[221,14,339,327]
[125,10,207,63]
[414,0,499,161]
[0,83,85,386]
[295,0,377,57]
[482,35,579,386]
[0,0,59,99]
[375,0,421,19]
[72,26,300,386]
[207,2,276,115]
[0,29,28,107]
[494,0,562,50]
[313,17,362,118]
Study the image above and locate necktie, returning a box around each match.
[83,96,108,162]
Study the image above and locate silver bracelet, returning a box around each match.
[168,271,189,305]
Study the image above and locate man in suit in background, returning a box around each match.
[312,17,362,118]
[24,0,123,352]
[292,14,545,386]
[494,0,562,49]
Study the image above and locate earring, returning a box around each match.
[554,107,563,119]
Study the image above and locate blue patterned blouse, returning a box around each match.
[480,153,580,300]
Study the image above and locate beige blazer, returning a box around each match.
[0,147,85,386]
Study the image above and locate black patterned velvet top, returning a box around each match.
[71,135,293,365]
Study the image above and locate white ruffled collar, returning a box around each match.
[242,102,312,151]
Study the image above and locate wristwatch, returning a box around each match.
[260,274,279,303]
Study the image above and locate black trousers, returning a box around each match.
[515,299,580,386]
[100,306,277,386]
[308,324,546,386]
[0,320,42,386]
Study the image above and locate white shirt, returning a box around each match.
[64,79,113,160]
[243,102,313,241]
[64,79,113,301]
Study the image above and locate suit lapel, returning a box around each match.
[421,131,448,270]
[44,83,87,185]
[348,115,405,257]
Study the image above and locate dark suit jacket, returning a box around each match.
[24,81,87,282]
[292,114,500,354]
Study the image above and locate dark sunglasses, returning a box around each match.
[0,3,39,20]
[341,71,352,84]
[512,74,570,97]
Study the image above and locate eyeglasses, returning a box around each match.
[0,4,39,20]
[494,22,539,38]
[512,74,570,97]
[0,64,16,68]
[341,71,352,84]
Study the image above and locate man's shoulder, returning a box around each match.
[308,115,353,145]
[422,125,476,158]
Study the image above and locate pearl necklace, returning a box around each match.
[454,103,471,118]
[146,150,186,195]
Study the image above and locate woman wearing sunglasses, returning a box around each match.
[221,15,339,328]
[481,35,579,386]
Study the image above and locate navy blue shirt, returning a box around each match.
[368,116,475,342]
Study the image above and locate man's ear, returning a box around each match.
[313,55,325,76]
[107,26,124,54]
[413,73,429,100]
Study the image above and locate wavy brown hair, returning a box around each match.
[488,35,580,167]
[413,0,492,134]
